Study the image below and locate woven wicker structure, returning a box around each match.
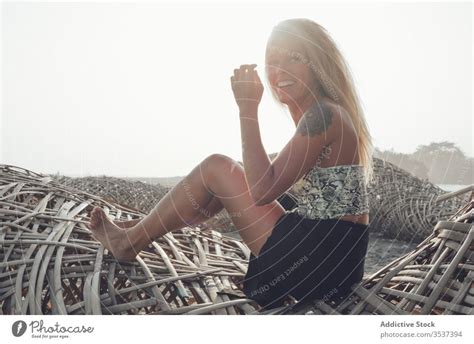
[51,174,170,214]
[1,163,472,315]
[363,158,470,242]
[0,164,260,315]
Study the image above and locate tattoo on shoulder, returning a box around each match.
[296,102,333,137]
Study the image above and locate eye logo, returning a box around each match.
[12,320,27,337]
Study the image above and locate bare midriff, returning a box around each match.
[337,213,369,226]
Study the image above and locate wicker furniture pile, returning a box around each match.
[1,163,472,315]
[0,165,258,315]
[364,158,470,242]
[51,174,170,215]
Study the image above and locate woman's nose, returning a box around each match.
[273,66,291,81]
[268,62,285,75]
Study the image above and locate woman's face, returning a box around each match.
[265,35,316,106]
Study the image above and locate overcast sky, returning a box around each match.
[2,1,472,178]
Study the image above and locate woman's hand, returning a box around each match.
[230,64,264,114]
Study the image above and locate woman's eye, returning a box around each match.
[291,54,303,62]
[267,54,304,66]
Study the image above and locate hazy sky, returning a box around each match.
[2,1,472,177]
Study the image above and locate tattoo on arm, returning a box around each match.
[296,102,333,137]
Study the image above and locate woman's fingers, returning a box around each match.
[241,65,256,78]
[233,68,240,79]
[252,69,262,83]
[231,64,263,109]
[240,64,257,71]
[234,64,258,79]
[232,64,260,92]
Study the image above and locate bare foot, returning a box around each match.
[113,218,141,229]
[87,207,139,262]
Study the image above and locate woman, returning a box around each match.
[87,18,374,310]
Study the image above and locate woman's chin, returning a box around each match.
[277,93,296,105]
[274,87,304,105]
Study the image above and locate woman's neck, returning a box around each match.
[288,94,328,127]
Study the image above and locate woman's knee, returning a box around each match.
[202,154,242,179]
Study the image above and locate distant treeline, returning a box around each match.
[374,141,473,184]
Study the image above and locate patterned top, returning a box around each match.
[288,164,370,219]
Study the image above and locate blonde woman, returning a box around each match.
[88,18,374,310]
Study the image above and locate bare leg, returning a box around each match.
[113,218,141,229]
[113,196,224,229]
[88,154,286,261]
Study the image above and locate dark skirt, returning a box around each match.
[242,209,369,310]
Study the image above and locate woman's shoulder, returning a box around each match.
[320,100,357,137]
[319,99,348,120]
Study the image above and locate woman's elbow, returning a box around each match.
[254,198,269,207]
[252,192,270,206]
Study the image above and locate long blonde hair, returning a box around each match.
[265,18,375,186]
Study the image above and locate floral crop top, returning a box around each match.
[287,164,370,219]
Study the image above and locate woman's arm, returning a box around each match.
[239,107,274,203]
[251,102,338,206]
[231,65,338,207]
[230,64,270,203]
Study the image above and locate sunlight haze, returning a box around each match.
[2,1,472,177]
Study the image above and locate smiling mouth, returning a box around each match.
[276,80,296,88]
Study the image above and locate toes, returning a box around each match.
[88,216,95,229]
[95,208,107,222]
[91,208,107,227]
[91,207,100,218]
[90,207,102,220]
[91,211,99,223]
[89,214,103,232]
[90,214,99,229]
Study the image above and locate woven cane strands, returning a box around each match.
[348,158,468,242]
[51,174,170,215]
[1,162,473,315]
[0,164,258,315]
